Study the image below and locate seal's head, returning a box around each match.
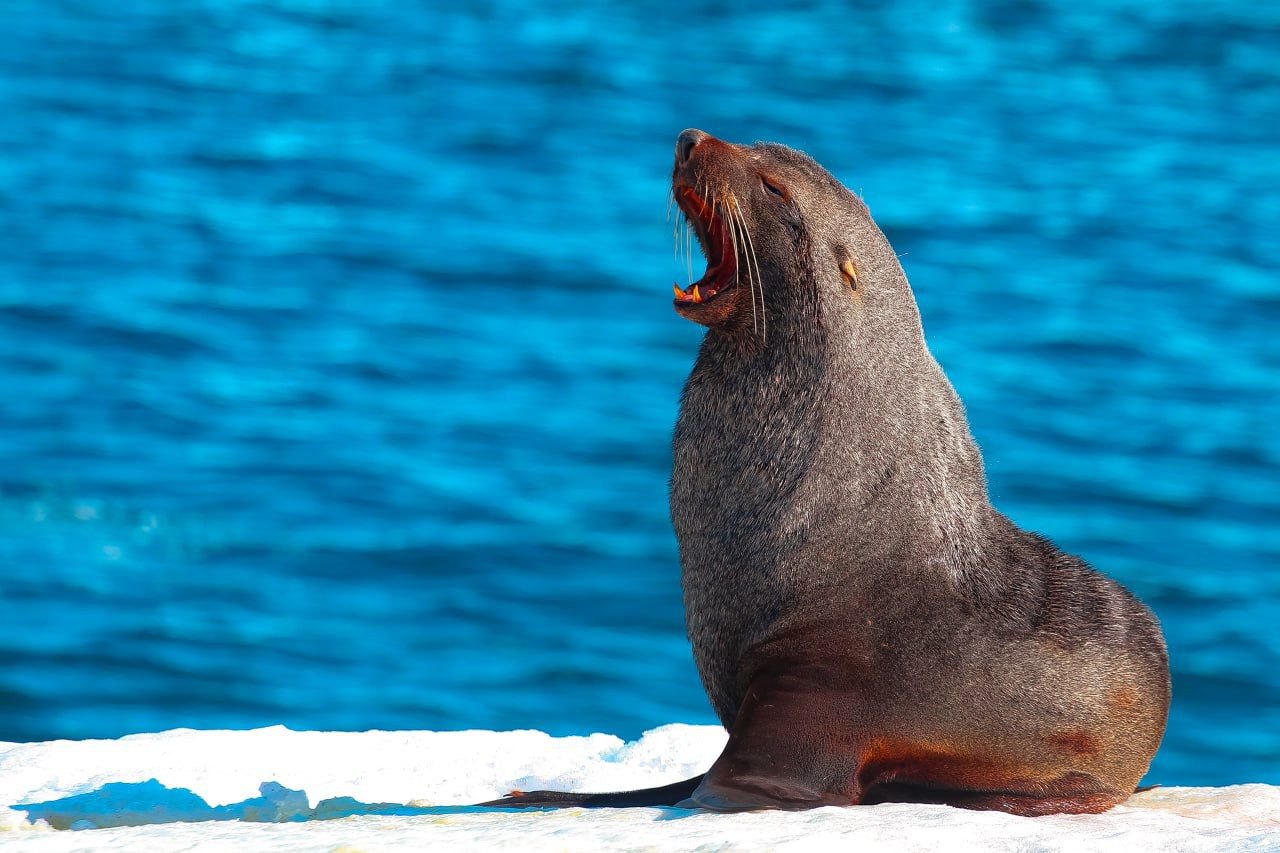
[671,128,910,340]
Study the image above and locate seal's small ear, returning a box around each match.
[832,243,859,291]
[839,258,859,291]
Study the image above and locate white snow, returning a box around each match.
[1,724,1277,851]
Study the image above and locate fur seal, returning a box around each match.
[481,129,1170,816]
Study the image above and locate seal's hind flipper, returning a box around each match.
[477,774,704,809]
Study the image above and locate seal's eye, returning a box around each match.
[761,176,787,198]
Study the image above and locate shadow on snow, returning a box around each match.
[14,779,501,831]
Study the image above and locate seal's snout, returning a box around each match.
[677,128,709,166]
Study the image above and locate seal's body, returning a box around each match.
[482,130,1169,816]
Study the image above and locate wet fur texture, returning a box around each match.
[481,131,1170,815]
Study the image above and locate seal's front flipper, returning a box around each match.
[687,670,861,811]
[476,774,704,809]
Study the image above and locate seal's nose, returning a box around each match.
[677,128,709,166]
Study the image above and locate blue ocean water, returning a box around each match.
[0,1,1276,790]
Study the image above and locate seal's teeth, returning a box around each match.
[691,285,702,303]
[674,283,686,298]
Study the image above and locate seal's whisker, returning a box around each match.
[709,191,717,235]
[742,203,757,338]
[747,212,766,342]
[726,194,758,336]
[676,198,690,285]
[702,181,714,290]
[734,196,766,342]
[678,208,687,268]
[671,188,687,261]
[723,194,740,304]
[685,220,695,287]
[679,218,686,280]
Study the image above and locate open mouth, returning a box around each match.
[673,186,738,306]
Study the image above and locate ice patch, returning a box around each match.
[0,725,1277,851]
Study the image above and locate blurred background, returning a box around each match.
[1,1,1276,788]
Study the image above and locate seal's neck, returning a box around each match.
[675,286,995,589]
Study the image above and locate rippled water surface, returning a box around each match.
[1,2,1277,787]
